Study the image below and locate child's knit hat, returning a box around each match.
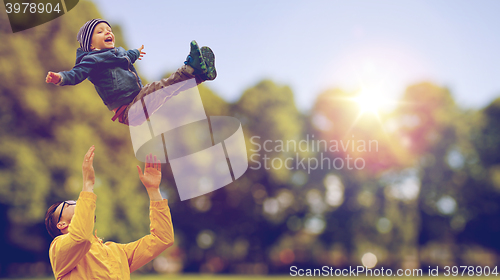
[77,19,111,52]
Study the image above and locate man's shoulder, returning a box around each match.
[103,240,128,254]
[50,235,63,245]
[48,235,63,258]
[103,240,120,247]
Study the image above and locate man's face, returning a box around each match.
[90,22,115,51]
[55,200,76,225]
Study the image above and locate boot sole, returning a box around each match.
[201,46,216,80]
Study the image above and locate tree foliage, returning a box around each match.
[1,1,499,277]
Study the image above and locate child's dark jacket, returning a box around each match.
[58,47,143,110]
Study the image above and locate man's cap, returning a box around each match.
[76,19,111,52]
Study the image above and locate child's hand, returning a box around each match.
[46,72,61,84]
[137,45,146,60]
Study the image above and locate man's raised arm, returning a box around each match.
[50,146,97,279]
[117,154,174,272]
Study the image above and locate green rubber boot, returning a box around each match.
[184,40,207,75]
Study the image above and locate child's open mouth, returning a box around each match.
[105,37,113,42]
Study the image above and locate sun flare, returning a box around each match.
[353,86,389,115]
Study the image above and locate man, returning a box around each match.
[44,146,174,279]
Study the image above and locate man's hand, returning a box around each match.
[82,145,95,193]
[137,45,146,60]
[137,154,163,201]
[46,72,61,84]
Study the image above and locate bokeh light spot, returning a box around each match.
[361,252,378,268]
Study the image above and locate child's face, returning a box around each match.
[90,22,115,51]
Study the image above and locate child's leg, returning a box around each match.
[121,65,200,126]
[143,64,197,95]
[118,41,216,126]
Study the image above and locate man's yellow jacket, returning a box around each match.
[49,191,174,279]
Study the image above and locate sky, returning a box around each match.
[91,0,500,112]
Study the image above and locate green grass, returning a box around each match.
[2,275,289,280]
[2,275,292,280]
[1,276,491,280]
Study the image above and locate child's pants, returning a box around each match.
[112,65,200,126]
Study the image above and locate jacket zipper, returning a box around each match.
[124,56,141,89]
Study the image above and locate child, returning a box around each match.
[46,18,216,126]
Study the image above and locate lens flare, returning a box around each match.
[353,86,390,115]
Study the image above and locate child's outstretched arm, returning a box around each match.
[45,55,95,86]
[127,45,146,63]
[46,72,62,85]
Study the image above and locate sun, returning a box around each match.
[352,86,390,115]
[341,85,397,138]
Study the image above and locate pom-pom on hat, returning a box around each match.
[77,19,111,52]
